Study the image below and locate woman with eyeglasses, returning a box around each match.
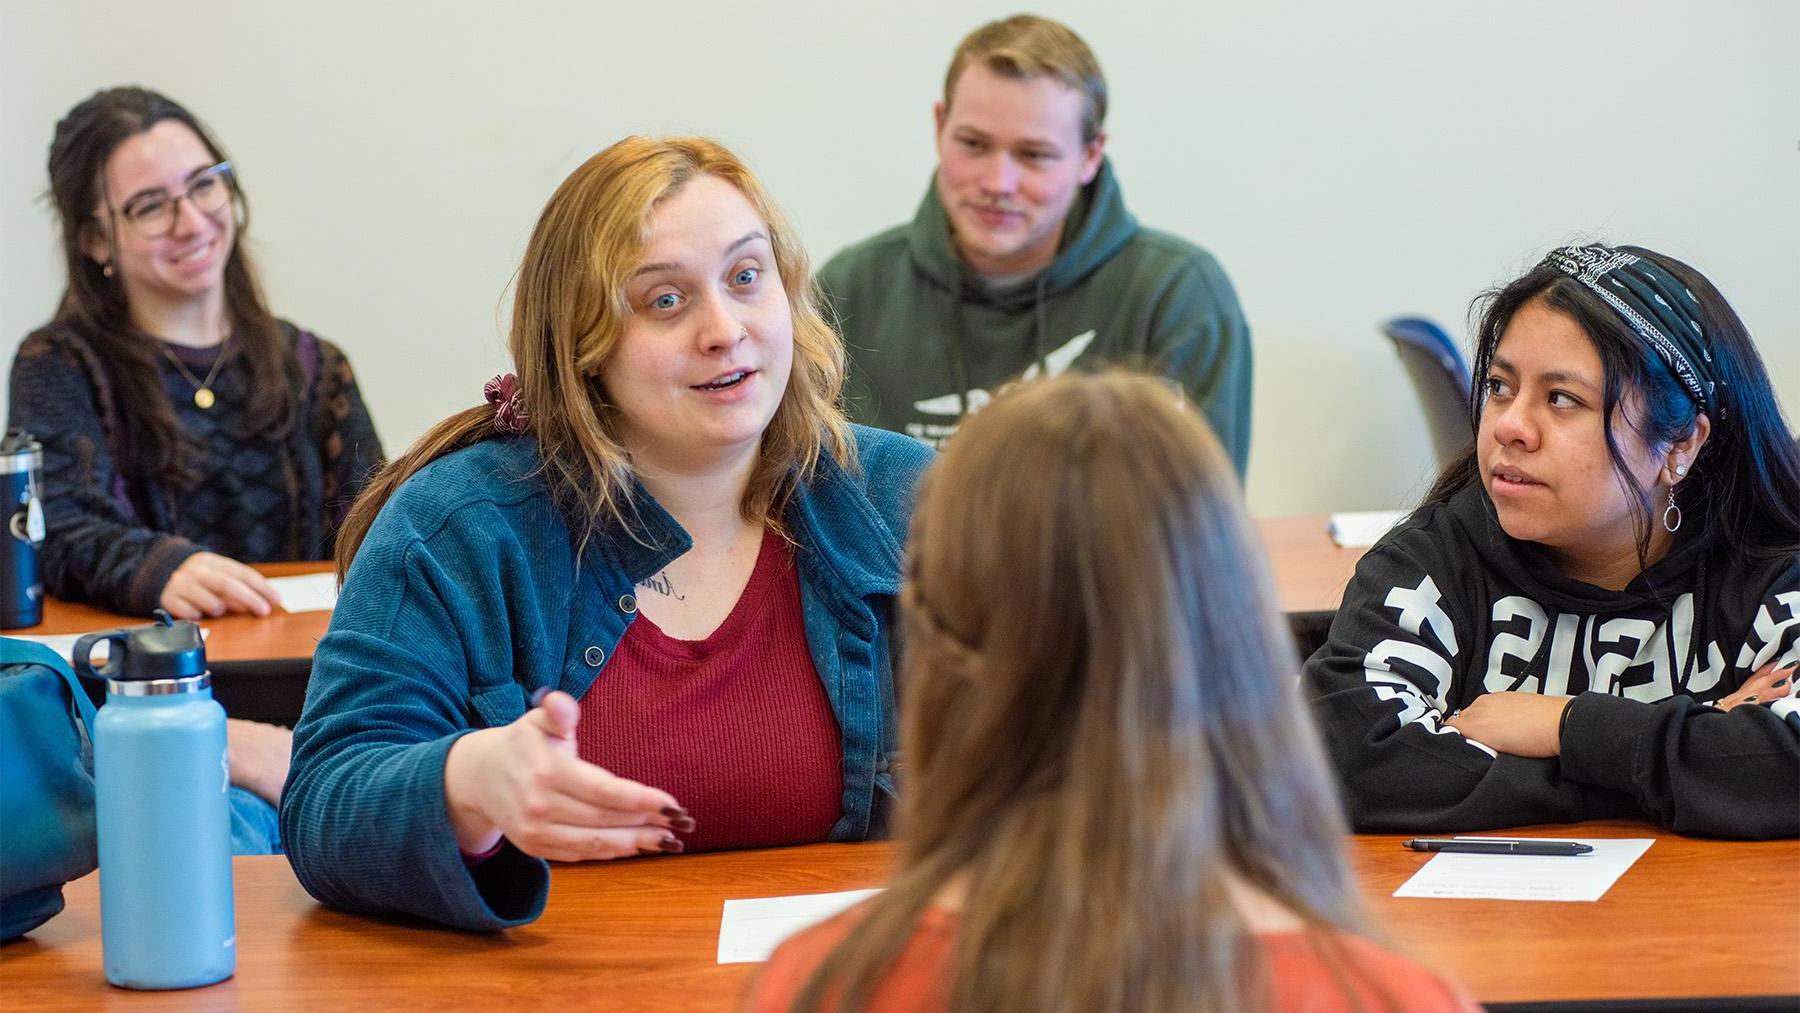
[5,87,385,851]
[10,86,382,618]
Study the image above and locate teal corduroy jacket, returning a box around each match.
[280,426,932,930]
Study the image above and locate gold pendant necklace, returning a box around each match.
[159,340,230,409]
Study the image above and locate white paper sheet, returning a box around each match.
[267,572,339,613]
[1327,509,1408,547]
[11,627,211,664]
[1394,837,1653,901]
[717,888,882,964]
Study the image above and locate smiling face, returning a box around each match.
[1477,297,1678,578]
[933,62,1104,279]
[85,120,234,314]
[608,174,795,474]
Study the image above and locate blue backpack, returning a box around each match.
[0,637,99,939]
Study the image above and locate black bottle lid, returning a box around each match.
[73,609,208,683]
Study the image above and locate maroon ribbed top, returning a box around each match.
[577,529,844,852]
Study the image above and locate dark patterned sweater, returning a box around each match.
[7,320,384,616]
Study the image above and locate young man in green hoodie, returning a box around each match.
[817,14,1252,475]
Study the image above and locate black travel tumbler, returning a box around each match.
[1,430,45,629]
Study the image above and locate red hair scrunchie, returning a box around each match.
[484,373,530,434]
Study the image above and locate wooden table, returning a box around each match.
[6,824,1793,1011]
[15,562,335,724]
[9,519,1363,722]
[19,519,1364,641]
[18,561,335,664]
[1256,514,1366,620]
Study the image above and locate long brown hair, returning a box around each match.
[795,372,1367,1012]
[47,86,298,487]
[336,136,854,575]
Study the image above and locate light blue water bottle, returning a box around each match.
[75,612,234,989]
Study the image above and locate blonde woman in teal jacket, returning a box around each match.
[281,138,932,931]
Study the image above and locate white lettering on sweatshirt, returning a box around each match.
[1362,578,1791,751]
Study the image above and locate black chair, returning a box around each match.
[1382,317,1473,468]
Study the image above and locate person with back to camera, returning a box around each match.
[750,372,1476,1012]
[280,137,935,931]
[1306,243,1800,839]
[6,87,385,851]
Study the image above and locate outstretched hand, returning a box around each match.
[442,690,694,861]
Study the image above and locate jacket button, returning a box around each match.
[618,593,637,614]
[583,645,604,667]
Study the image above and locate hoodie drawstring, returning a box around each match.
[1520,562,1709,700]
[1677,556,1709,697]
[949,273,1053,422]
[1031,273,1050,381]
[949,293,972,420]
[1517,612,1561,692]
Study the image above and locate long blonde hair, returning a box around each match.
[796,372,1368,1012]
[336,137,853,574]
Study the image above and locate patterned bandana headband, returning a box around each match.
[1541,244,1721,419]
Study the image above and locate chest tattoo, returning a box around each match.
[637,570,686,600]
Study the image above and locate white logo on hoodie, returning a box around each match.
[910,330,1097,417]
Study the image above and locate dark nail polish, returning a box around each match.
[1743,695,1759,704]
[1773,678,1791,689]
[659,836,685,854]
[660,805,689,820]
[670,816,697,834]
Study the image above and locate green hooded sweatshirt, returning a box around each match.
[817,158,1252,475]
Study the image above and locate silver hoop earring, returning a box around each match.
[1662,488,1682,533]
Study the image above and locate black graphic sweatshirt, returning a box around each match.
[1304,484,1799,839]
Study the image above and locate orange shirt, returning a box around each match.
[747,904,1478,1012]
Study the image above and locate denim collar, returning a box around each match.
[579,449,903,600]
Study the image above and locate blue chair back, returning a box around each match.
[1382,317,1474,467]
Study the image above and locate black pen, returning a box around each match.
[1403,838,1593,856]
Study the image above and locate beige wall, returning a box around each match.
[3,0,1795,515]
